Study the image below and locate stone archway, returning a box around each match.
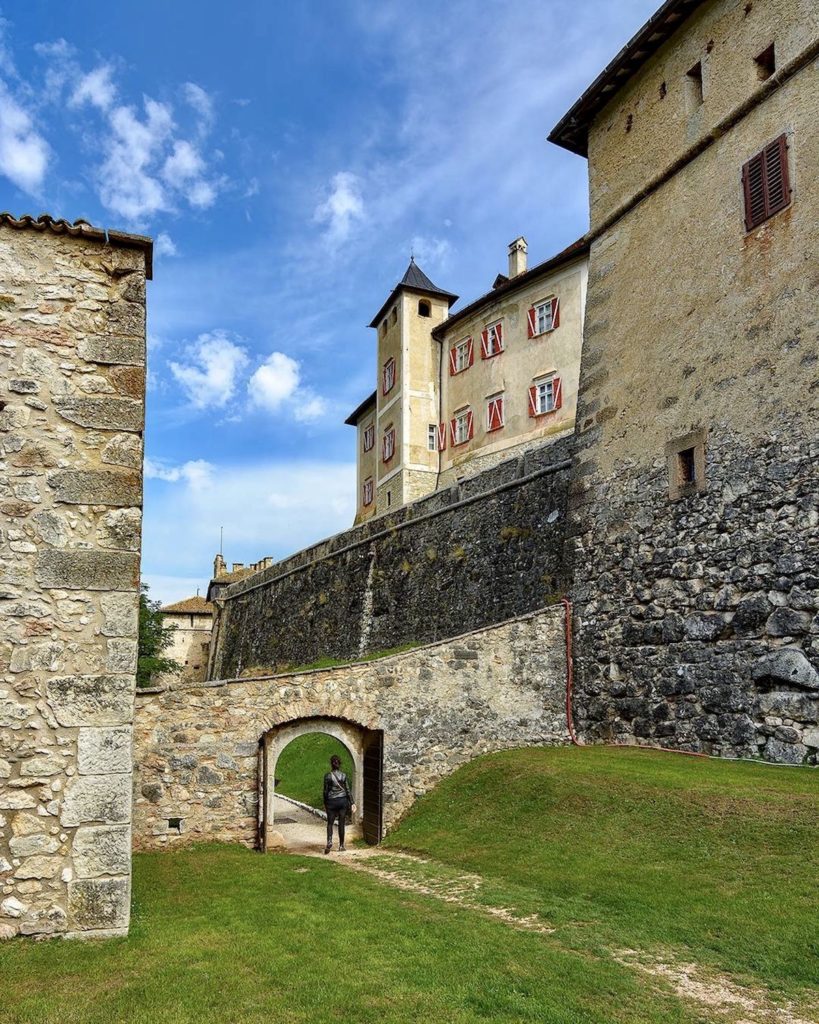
[259,716,383,851]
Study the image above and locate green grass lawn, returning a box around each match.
[385,746,819,998]
[275,732,354,808]
[1,747,816,1024]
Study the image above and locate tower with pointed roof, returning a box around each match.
[346,259,458,520]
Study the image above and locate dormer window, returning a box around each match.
[418,299,431,317]
[382,357,396,395]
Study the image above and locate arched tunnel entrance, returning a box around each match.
[258,717,383,851]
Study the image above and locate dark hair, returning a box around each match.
[330,755,341,770]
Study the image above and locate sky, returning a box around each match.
[0,0,659,604]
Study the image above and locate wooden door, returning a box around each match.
[257,738,268,852]
[362,731,383,845]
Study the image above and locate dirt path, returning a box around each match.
[282,840,818,1024]
[271,795,361,855]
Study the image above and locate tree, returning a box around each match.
[137,584,182,688]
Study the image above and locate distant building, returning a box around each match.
[346,237,589,523]
[158,595,214,686]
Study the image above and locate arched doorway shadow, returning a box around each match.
[258,716,383,851]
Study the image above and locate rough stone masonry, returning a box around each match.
[0,216,151,939]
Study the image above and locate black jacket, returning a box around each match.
[323,770,352,806]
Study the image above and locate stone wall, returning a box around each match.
[134,608,569,848]
[0,219,150,939]
[567,13,819,763]
[209,437,572,678]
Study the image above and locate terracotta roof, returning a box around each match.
[431,236,589,340]
[549,0,705,156]
[0,212,153,279]
[368,258,458,328]
[344,389,377,426]
[160,595,214,615]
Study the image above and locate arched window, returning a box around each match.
[418,299,431,317]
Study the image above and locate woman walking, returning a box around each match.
[323,754,352,854]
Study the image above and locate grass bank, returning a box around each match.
[385,746,819,997]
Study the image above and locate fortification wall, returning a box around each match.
[210,437,573,678]
[0,222,148,939]
[134,608,569,848]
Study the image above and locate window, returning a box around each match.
[666,428,707,499]
[450,407,474,446]
[382,357,396,395]
[380,320,388,338]
[754,43,775,81]
[686,61,703,107]
[742,134,790,230]
[363,423,375,452]
[449,337,474,375]
[527,297,560,337]
[528,374,563,417]
[480,322,503,359]
[390,307,397,325]
[386,490,392,507]
[168,817,183,833]
[486,393,504,432]
[418,299,431,317]
[382,425,396,462]
[362,477,374,506]
[427,423,437,450]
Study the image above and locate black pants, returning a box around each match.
[325,798,348,847]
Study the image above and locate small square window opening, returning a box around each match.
[686,61,704,107]
[168,817,183,833]
[754,43,775,81]
[678,447,696,486]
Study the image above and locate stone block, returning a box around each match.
[19,753,67,776]
[68,877,129,930]
[106,639,138,673]
[14,856,62,879]
[0,791,36,810]
[72,824,131,877]
[77,726,132,774]
[100,433,142,469]
[100,593,138,637]
[48,470,141,507]
[77,336,144,366]
[36,550,139,591]
[767,608,813,637]
[752,648,818,691]
[803,727,819,748]
[9,833,60,857]
[60,774,131,826]
[97,508,141,550]
[53,396,143,432]
[47,675,134,727]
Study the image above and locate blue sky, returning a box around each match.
[1,0,658,603]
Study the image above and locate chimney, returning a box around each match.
[508,236,528,278]
[232,562,244,572]
[213,553,226,578]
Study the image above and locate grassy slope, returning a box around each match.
[0,844,701,1024]
[275,733,355,808]
[385,746,819,996]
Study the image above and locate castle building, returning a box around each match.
[550,0,819,756]
[157,596,214,686]
[346,237,589,523]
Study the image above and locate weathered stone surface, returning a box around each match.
[100,592,138,637]
[0,791,36,810]
[53,396,143,432]
[46,675,134,727]
[72,825,130,877]
[36,550,139,591]
[96,508,141,550]
[60,774,131,827]
[68,877,129,930]
[19,753,67,776]
[77,335,144,366]
[8,833,60,857]
[106,638,138,673]
[758,691,819,721]
[48,470,141,507]
[77,726,132,774]
[31,510,69,547]
[766,608,813,638]
[100,433,142,469]
[763,738,809,765]
[1,896,26,917]
[753,648,819,691]
[14,856,62,879]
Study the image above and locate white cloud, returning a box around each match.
[314,171,365,246]
[0,83,49,194]
[69,65,116,111]
[183,82,214,127]
[248,351,300,411]
[293,391,328,422]
[169,331,249,410]
[145,457,214,489]
[162,139,204,185]
[98,98,174,220]
[154,232,178,258]
[410,235,453,270]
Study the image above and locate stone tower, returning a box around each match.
[366,260,457,513]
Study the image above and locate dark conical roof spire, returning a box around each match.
[369,257,458,327]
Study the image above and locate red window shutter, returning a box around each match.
[488,398,503,431]
[551,296,560,329]
[527,307,536,338]
[449,347,457,375]
[450,418,457,445]
[437,423,447,450]
[480,329,489,359]
[553,376,563,411]
[496,323,503,349]
[466,337,474,367]
[528,385,537,417]
[466,409,474,440]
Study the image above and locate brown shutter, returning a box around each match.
[466,337,474,367]
[480,329,489,359]
[551,296,560,329]
[449,346,458,375]
[764,135,790,216]
[528,385,537,417]
[527,307,536,338]
[450,417,457,445]
[743,152,765,230]
[553,377,563,411]
[466,409,474,440]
